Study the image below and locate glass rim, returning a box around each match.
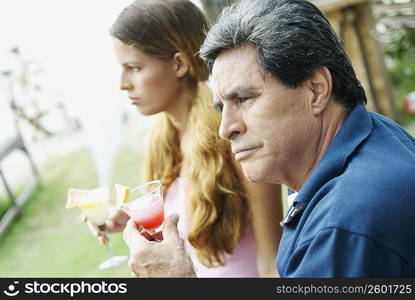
[122,180,163,208]
[130,180,162,194]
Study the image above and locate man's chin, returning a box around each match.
[242,165,264,183]
[241,159,275,183]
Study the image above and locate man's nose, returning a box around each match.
[219,105,245,141]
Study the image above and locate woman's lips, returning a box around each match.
[129,99,141,105]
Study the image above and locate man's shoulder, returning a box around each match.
[341,111,415,199]
[299,163,415,266]
[316,163,415,233]
[285,226,415,277]
[306,109,415,222]
[365,111,415,156]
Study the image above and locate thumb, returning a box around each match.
[123,219,145,248]
[162,213,180,242]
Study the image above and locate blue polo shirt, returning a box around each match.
[277,104,415,277]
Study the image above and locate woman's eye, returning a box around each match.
[128,66,141,72]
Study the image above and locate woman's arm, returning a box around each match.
[236,163,283,277]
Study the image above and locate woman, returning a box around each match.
[92,0,283,277]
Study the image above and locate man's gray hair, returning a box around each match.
[200,0,367,110]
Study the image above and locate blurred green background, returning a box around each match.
[0,145,144,277]
[384,30,415,128]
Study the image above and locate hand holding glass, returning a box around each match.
[121,180,164,241]
[68,186,128,270]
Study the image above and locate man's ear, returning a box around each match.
[173,52,189,78]
[305,67,333,116]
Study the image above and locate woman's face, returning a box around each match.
[113,38,183,115]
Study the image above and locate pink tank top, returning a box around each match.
[163,178,260,277]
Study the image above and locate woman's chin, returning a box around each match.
[136,107,159,116]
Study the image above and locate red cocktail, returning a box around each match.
[121,180,164,239]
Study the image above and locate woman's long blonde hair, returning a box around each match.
[111,0,249,266]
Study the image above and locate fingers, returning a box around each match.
[140,230,156,241]
[81,213,87,223]
[108,206,129,223]
[162,213,180,243]
[105,207,130,233]
[98,234,109,245]
[131,271,139,278]
[86,218,108,245]
[123,219,148,249]
[104,220,118,233]
[151,230,163,242]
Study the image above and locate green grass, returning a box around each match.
[0,186,26,219]
[0,196,9,219]
[0,145,144,277]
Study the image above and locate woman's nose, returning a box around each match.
[120,72,132,90]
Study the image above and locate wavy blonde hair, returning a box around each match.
[111,0,249,266]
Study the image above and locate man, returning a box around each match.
[123,0,415,277]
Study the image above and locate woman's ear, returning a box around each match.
[305,67,333,116]
[173,52,189,78]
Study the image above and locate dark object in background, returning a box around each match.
[200,0,239,23]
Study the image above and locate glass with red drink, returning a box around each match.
[121,180,164,241]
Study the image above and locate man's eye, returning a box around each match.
[239,97,255,105]
[238,97,256,110]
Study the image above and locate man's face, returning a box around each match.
[211,46,315,184]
